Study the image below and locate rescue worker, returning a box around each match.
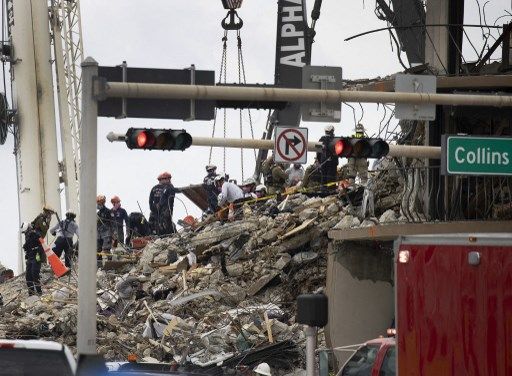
[159,176,181,235]
[241,177,257,198]
[125,212,151,246]
[96,194,113,262]
[215,175,244,206]
[149,172,172,234]
[22,224,44,296]
[50,212,79,268]
[203,164,219,212]
[261,156,287,195]
[346,123,369,185]
[254,184,267,199]
[215,176,245,221]
[31,205,55,238]
[317,125,339,185]
[285,163,305,187]
[303,158,322,189]
[110,196,129,247]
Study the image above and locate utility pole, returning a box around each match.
[77,57,98,355]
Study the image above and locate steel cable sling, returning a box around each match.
[209,4,255,181]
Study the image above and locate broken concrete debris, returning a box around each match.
[0,188,403,371]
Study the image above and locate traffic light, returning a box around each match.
[327,137,389,158]
[125,128,192,151]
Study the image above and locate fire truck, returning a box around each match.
[338,233,512,376]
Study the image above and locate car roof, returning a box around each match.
[366,337,396,346]
[0,339,64,351]
[106,362,210,375]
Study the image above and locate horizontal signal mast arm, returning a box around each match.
[103,82,512,107]
[107,132,441,159]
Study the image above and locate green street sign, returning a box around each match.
[442,136,512,176]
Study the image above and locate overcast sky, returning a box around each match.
[0,1,509,273]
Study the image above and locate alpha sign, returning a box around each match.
[442,135,512,176]
[279,0,308,68]
[275,0,310,126]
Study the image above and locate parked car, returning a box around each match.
[0,339,76,375]
[106,361,213,376]
[340,337,395,376]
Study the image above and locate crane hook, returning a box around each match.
[221,9,243,30]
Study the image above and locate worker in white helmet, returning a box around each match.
[254,184,267,199]
[253,362,272,376]
[346,123,369,185]
[241,177,257,198]
[215,175,244,206]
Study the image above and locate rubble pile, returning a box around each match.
[0,190,400,371]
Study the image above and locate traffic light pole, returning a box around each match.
[78,57,98,355]
[103,82,512,108]
[107,132,442,159]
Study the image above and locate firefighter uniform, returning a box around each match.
[203,165,219,212]
[149,172,173,234]
[23,228,44,296]
[110,197,129,246]
[158,184,179,235]
[97,196,113,261]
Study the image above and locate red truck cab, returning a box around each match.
[395,234,512,375]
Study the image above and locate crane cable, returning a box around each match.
[208,30,228,169]
[236,29,257,181]
[208,15,256,181]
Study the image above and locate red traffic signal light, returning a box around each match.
[328,137,353,157]
[125,128,192,151]
[327,137,389,159]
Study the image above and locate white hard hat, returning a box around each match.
[255,184,266,192]
[214,175,225,183]
[324,125,334,133]
[355,123,365,132]
[242,177,256,186]
[206,164,217,171]
[253,363,271,376]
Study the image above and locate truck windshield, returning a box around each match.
[0,348,73,376]
[341,344,379,376]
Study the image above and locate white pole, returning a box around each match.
[305,326,318,376]
[107,132,442,159]
[31,0,61,221]
[104,82,512,108]
[11,0,45,272]
[77,57,98,355]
